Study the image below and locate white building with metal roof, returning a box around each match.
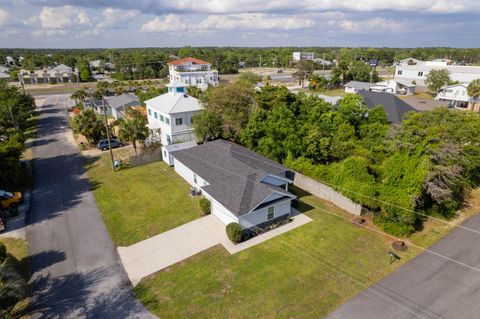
[395,63,480,86]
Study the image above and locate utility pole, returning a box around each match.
[8,104,18,131]
[102,96,116,172]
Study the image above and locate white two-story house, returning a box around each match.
[436,83,470,108]
[145,82,203,146]
[168,57,219,90]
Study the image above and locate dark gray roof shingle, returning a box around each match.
[171,140,295,216]
[104,93,140,110]
[358,90,418,124]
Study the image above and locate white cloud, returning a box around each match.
[38,5,90,29]
[141,14,188,32]
[0,9,9,26]
[142,12,314,33]
[198,13,315,30]
[337,17,406,33]
[96,7,139,29]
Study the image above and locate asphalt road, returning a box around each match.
[326,214,480,319]
[27,95,156,318]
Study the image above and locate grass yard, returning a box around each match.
[134,187,422,319]
[317,88,346,96]
[0,237,30,276]
[85,150,203,246]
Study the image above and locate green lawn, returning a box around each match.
[134,187,421,319]
[86,152,202,246]
[317,88,346,96]
[0,237,30,277]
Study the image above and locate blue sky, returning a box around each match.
[0,0,479,48]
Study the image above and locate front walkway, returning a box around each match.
[118,211,312,285]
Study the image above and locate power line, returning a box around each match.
[205,141,480,236]
[172,141,480,275]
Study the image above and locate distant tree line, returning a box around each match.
[3,47,480,82]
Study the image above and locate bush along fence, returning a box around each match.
[287,171,362,216]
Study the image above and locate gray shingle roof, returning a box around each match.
[345,81,372,91]
[171,140,295,216]
[358,90,418,124]
[104,93,140,110]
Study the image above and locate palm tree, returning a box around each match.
[70,88,88,106]
[467,79,480,111]
[72,109,105,145]
[118,110,148,155]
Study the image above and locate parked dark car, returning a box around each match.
[97,139,122,151]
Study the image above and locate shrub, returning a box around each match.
[199,198,211,215]
[226,223,243,243]
[0,243,6,263]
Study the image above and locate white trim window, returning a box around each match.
[267,206,274,220]
[176,118,183,125]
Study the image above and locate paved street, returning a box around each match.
[27,95,156,318]
[326,214,480,319]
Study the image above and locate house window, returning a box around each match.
[194,174,197,184]
[148,108,151,116]
[166,134,171,144]
[160,115,164,122]
[267,206,274,220]
[418,71,423,77]
[397,70,402,75]
[154,112,158,119]
[175,118,183,125]
[165,118,170,125]
[163,150,167,157]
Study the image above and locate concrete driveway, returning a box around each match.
[27,95,155,318]
[119,211,312,285]
[326,214,480,319]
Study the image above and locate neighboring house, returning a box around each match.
[145,82,203,145]
[344,81,372,93]
[395,62,480,86]
[0,66,9,79]
[370,79,416,95]
[168,57,219,90]
[313,58,333,67]
[357,90,418,124]
[292,52,315,61]
[18,64,78,85]
[436,83,470,108]
[89,60,102,69]
[170,139,297,229]
[104,93,141,120]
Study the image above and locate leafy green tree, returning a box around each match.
[78,60,92,82]
[337,94,369,130]
[137,87,168,104]
[201,82,255,141]
[236,72,262,86]
[117,110,148,155]
[425,69,450,94]
[293,60,316,87]
[71,109,105,145]
[0,133,24,186]
[0,80,35,132]
[192,110,223,142]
